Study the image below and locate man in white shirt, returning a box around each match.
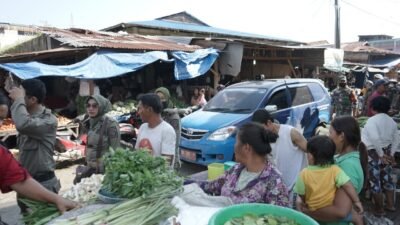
[135,93,176,165]
[252,109,308,197]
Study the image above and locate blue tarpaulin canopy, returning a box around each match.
[0,48,218,80]
[173,48,219,80]
[369,57,400,68]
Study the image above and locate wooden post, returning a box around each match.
[88,80,95,95]
[210,61,220,89]
[287,59,296,78]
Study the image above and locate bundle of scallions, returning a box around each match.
[52,186,181,225]
[20,198,60,225]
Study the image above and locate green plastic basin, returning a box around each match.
[208,203,319,225]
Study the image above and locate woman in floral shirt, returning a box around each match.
[198,122,289,206]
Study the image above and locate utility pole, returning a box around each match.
[334,0,341,49]
[70,13,74,28]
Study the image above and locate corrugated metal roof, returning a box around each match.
[39,27,201,52]
[127,19,300,44]
[154,36,309,50]
[0,48,89,63]
[315,41,400,55]
[341,42,400,54]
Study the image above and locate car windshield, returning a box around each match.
[203,88,267,113]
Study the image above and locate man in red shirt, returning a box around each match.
[367,79,388,117]
[0,146,77,224]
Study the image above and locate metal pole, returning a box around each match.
[335,0,341,49]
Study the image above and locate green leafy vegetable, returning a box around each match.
[102,148,183,198]
[20,198,60,225]
[53,186,179,225]
[224,214,301,225]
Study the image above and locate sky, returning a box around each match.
[1,0,400,44]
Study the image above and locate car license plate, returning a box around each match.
[181,149,196,161]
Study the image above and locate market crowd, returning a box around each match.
[0,74,399,225]
[0,78,207,224]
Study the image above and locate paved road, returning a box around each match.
[0,162,206,225]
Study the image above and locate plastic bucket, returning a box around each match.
[223,161,236,171]
[208,203,319,225]
[207,163,224,180]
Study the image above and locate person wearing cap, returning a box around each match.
[374,73,384,81]
[366,79,388,117]
[331,75,357,119]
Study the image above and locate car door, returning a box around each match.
[287,84,318,138]
[265,86,292,125]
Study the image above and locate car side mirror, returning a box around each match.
[265,105,277,112]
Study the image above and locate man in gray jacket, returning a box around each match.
[9,79,59,212]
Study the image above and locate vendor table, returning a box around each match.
[0,123,80,142]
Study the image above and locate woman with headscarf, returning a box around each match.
[155,87,181,168]
[83,94,120,174]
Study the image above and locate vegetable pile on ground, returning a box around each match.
[20,198,60,225]
[102,148,183,198]
[62,174,104,204]
[52,186,179,225]
[107,100,137,117]
[224,214,301,225]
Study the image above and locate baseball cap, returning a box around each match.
[365,80,373,88]
[374,74,384,80]
[338,75,347,82]
[374,79,389,87]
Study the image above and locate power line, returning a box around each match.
[310,0,327,19]
[341,0,400,27]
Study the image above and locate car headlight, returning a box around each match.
[208,126,236,141]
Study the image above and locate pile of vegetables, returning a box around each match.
[224,214,301,225]
[0,118,15,131]
[57,116,72,126]
[170,95,188,109]
[20,198,60,225]
[102,148,183,198]
[52,186,179,225]
[107,100,137,117]
[62,174,104,204]
[0,116,72,133]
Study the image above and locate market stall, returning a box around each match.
[0,116,79,142]
[20,147,317,225]
[3,116,84,163]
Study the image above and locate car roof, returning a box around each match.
[227,78,323,89]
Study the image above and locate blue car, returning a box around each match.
[180,79,331,165]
